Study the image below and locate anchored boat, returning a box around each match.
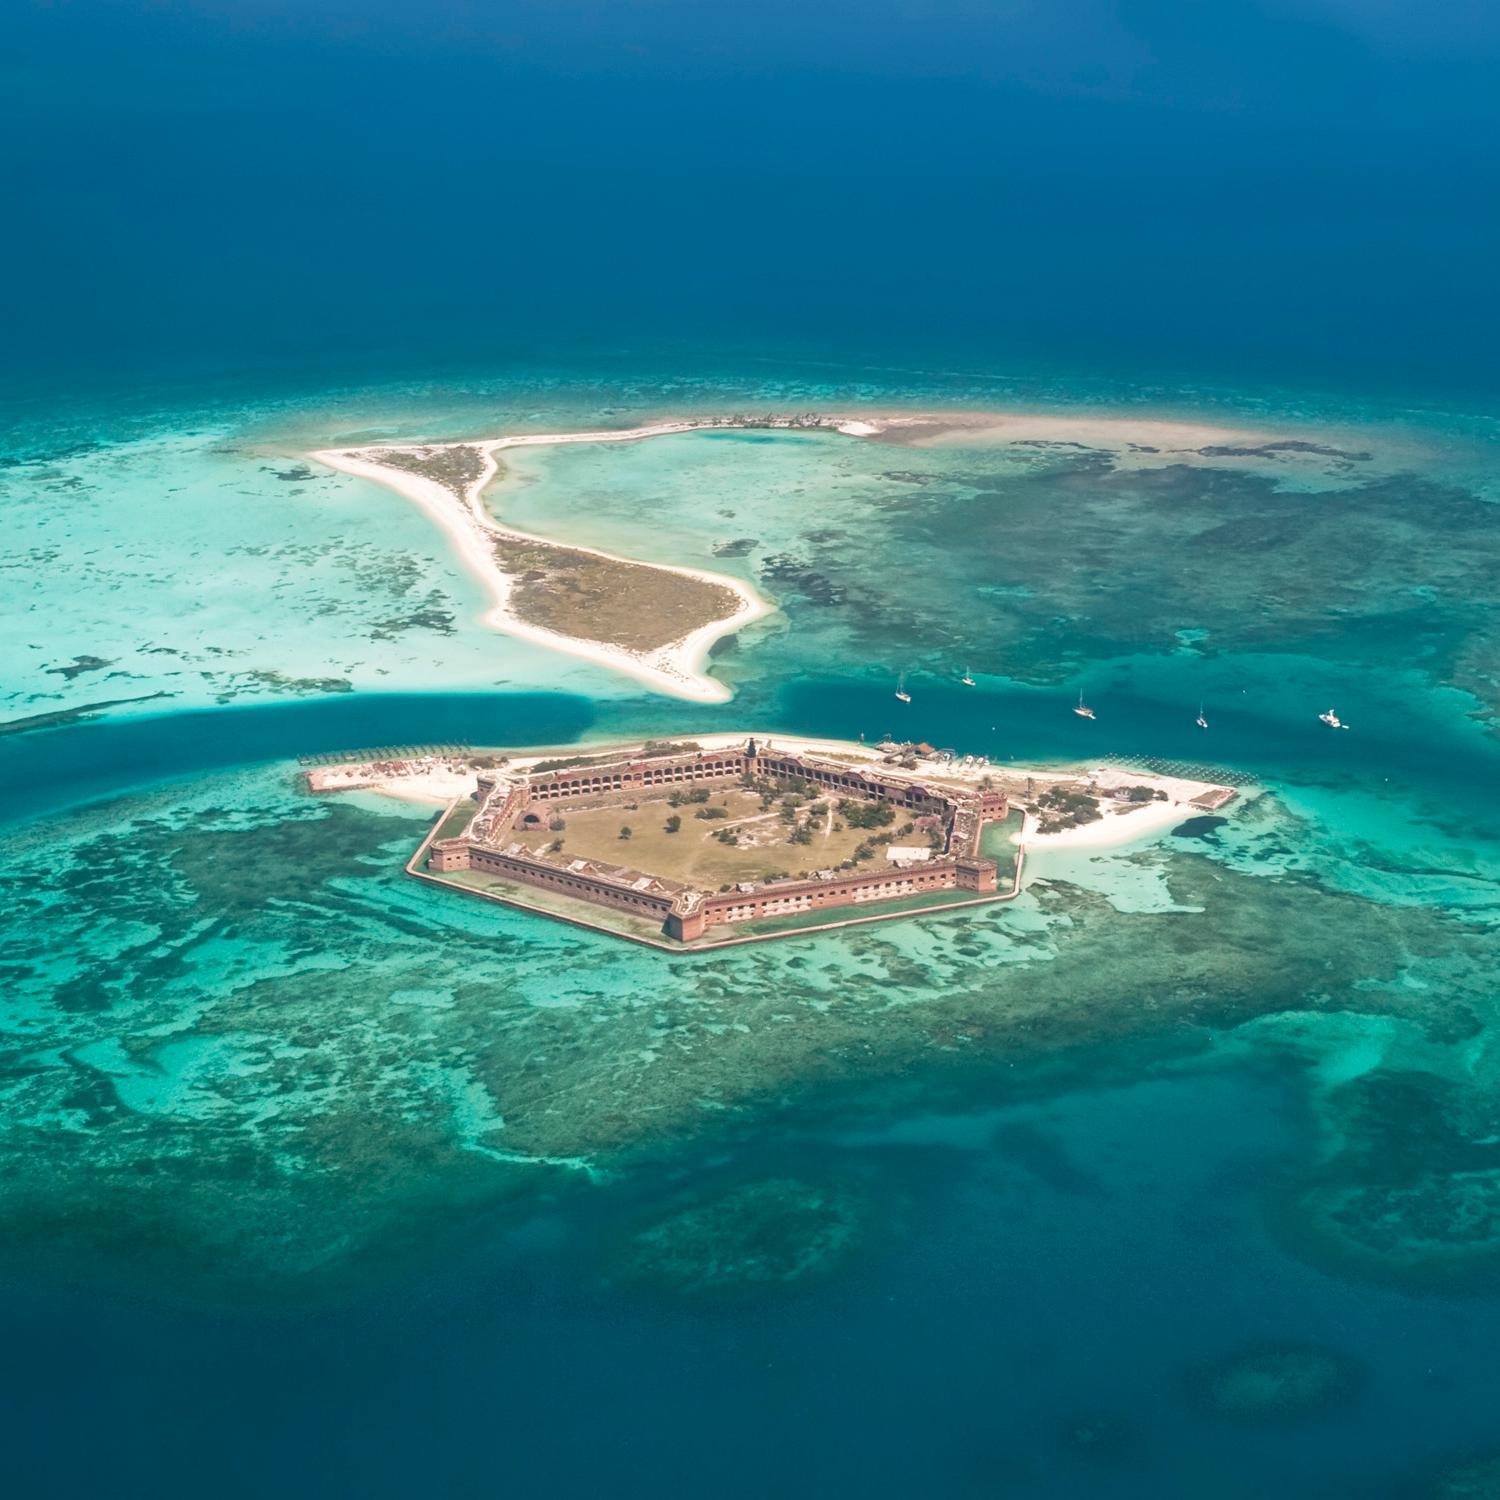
[1073,690,1096,721]
[895,673,912,704]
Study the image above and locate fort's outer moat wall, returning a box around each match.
[668,854,998,941]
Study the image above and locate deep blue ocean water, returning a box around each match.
[5,0,1498,409]
[9,1055,1500,1500]
[6,1,1500,1495]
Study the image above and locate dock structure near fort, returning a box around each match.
[417,738,1018,946]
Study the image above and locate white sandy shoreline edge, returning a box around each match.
[312,421,791,704]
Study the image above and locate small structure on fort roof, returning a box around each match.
[418,737,1020,947]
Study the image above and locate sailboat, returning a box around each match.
[1195,702,1208,730]
[960,667,976,687]
[1073,689,1096,721]
[895,673,912,704]
[1318,708,1348,730]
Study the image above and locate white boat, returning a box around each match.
[1195,702,1208,730]
[960,667,976,687]
[895,673,912,704]
[1073,689,1096,721]
[1318,708,1348,729]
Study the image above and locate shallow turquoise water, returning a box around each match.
[6,367,1496,724]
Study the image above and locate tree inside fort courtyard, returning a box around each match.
[839,797,897,830]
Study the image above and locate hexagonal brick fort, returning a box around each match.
[420,738,1017,946]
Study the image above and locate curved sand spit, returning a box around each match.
[314,422,792,702]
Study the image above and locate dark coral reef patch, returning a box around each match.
[612,1176,868,1296]
[1273,1070,1500,1294]
[1183,1341,1365,1424]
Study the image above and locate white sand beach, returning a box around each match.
[1018,796,1188,850]
[313,423,773,704]
[305,759,478,803]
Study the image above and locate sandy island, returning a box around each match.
[313,408,1341,703]
[314,423,787,703]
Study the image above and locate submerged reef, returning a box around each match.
[0,761,1494,1299]
[612,1177,867,1295]
[1401,1449,1500,1499]
[1273,1069,1500,1293]
[1171,815,1228,840]
[710,435,1500,724]
[44,654,114,680]
[1055,1411,1144,1469]
[1183,1342,1365,1424]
